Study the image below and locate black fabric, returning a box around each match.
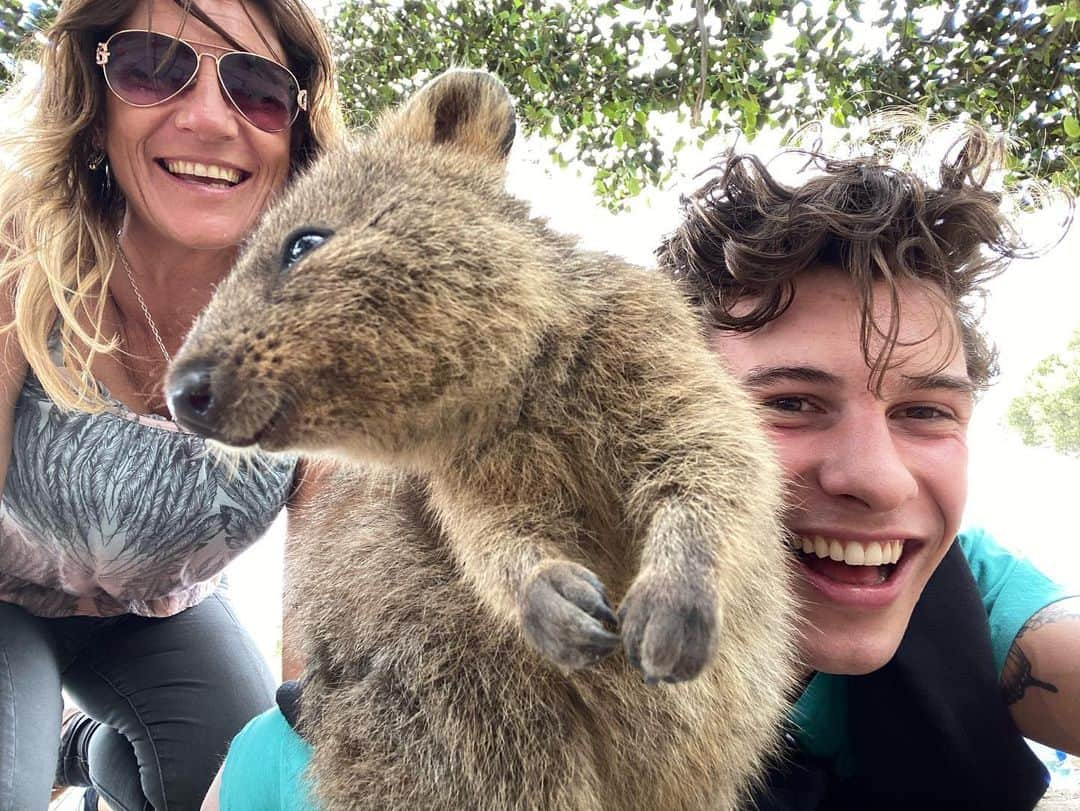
[276,678,305,735]
[81,786,101,811]
[0,591,275,811]
[56,710,97,788]
[751,732,830,811]
[751,542,1049,810]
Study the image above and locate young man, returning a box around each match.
[656,130,1080,809]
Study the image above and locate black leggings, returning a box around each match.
[0,588,275,811]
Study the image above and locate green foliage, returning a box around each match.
[0,0,58,89]
[2,0,1077,206]
[1007,326,1080,456]
[331,0,678,205]
[327,0,1080,207]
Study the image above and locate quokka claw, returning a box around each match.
[618,575,718,684]
[521,560,621,670]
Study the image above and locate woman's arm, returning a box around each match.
[0,283,29,495]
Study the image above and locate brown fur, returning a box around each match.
[168,70,797,810]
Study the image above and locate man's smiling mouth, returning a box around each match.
[789,535,907,587]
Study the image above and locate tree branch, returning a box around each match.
[692,0,708,127]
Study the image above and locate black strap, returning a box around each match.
[839,542,1048,809]
[750,731,831,811]
[275,678,306,737]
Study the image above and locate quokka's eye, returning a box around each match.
[281,228,334,271]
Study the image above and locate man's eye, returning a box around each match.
[897,405,955,421]
[765,396,811,413]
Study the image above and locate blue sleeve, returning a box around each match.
[957,527,1075,676]
[220,707,316,811]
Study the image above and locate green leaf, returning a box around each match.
[1065,116,1080,139]
[523,65,546,92]
[664,30,681,56]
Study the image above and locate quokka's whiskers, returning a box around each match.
[196,438,246,478]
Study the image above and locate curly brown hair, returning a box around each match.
[656,128,1026,390]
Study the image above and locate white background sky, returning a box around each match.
[226,132,1080,677]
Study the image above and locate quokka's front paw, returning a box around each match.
[520,560,620,670]
[618,571,719,684]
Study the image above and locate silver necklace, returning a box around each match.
[115,239,171,362]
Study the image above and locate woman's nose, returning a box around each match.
[172,54,241,140]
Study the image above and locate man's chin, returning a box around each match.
[797,609,909,676]
[800,634,905,676]
[791,566,921,677]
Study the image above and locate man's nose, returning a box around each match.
[172,54,240,140]
[816,410,919,512]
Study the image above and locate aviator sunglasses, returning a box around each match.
[96,29,308,133]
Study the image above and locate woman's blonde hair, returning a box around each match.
[0,0,344,412]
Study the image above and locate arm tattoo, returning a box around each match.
[1014,601,1080,639]
[1001,644,1058,705]
[1000,601,1079,705]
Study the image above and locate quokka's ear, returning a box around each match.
[384,69,516,164]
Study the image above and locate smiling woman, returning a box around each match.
[0,1,342,809]
[101,8,295,266]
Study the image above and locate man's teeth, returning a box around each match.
[792,536,903,566]
[163,159,242,185]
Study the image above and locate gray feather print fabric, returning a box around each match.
[0,373,295,617]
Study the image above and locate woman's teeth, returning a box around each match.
[791,536,904,566]
[162,159,243,186]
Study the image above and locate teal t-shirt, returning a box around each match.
[219,528,1071,808]
[220,702,315,811]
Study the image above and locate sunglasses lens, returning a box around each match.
[219,52,298,132]
[105,31,196,105]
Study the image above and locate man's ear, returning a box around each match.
[381,69,517,165]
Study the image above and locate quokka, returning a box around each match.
[168,69,796,810]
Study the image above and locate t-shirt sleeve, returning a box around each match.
[220,706,316,811]
[958,527,1075,676]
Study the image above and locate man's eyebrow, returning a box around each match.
[899,373,978,395]
[740,366,841,388]
[739,366,977,397]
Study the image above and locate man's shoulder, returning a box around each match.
[956,526,1007,564]
[220,706,314,811]
[955,527,1072,675]
[955,527,1062,604]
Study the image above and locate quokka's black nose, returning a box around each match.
[166,360,221,436]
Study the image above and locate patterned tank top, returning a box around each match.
[0,371,296,618]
